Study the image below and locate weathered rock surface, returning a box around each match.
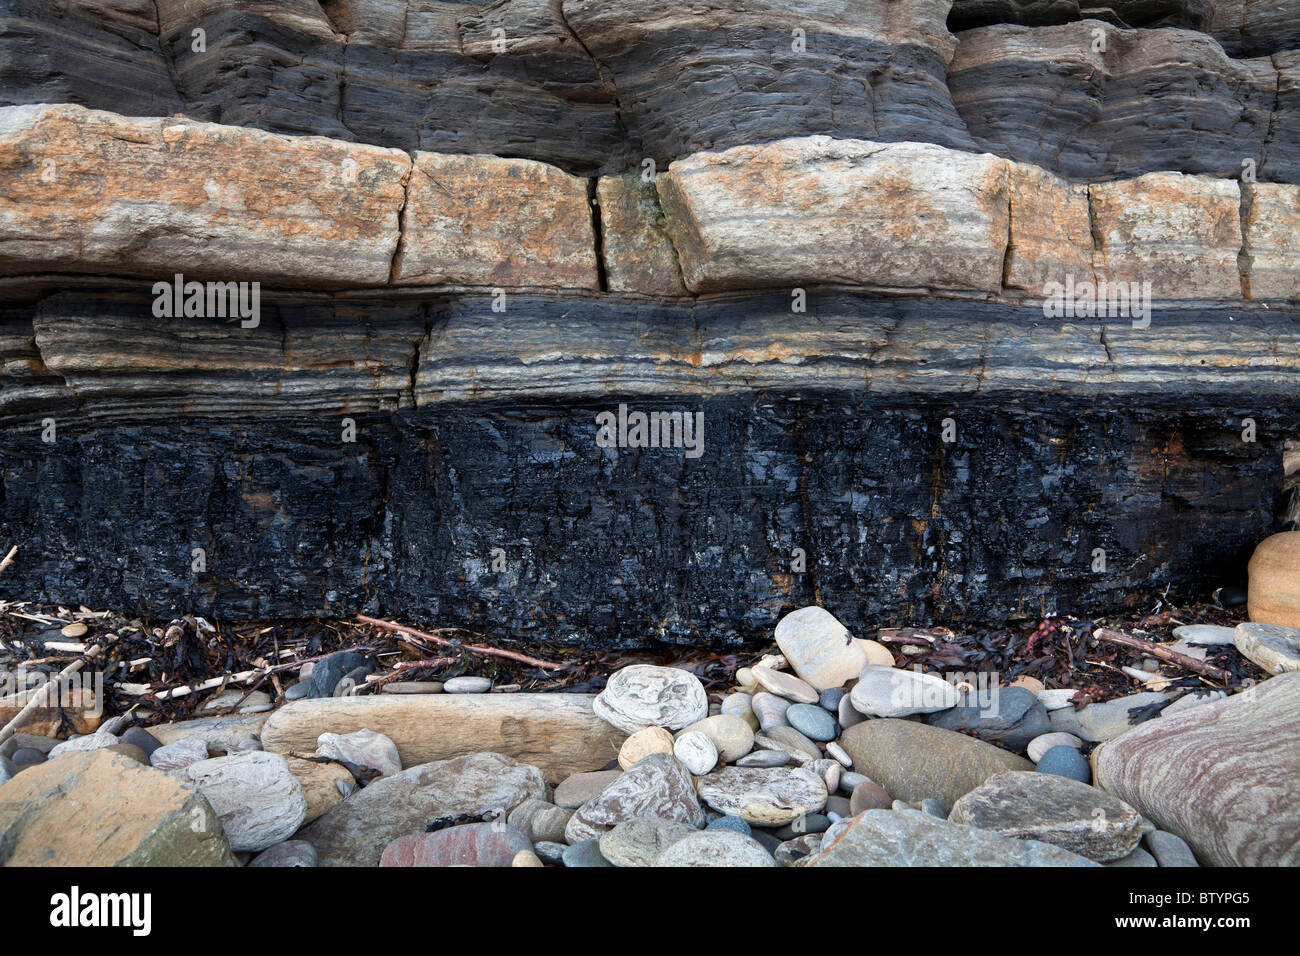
[0,749,235,866]
[949,22,1284,184]
[379,823,533,867]
[0,289,1295,640]
[659,137,1012,295]
[653,829,777,867]
[949,771,1143,861]
[315,729,402,777]
[599,816,697,867]
[1234,623,1300,675]
[839,719,1035,807]
[565,753,705,843]
[261,694,623,780]
[298,752,547,867]
[801,807,1098,866]
[392,151,597,290]
[596,175,687,296]
[1092,673,1300,866]
[0,104,410,286]
[697,766,828,826]
[1089,172,1243,300]
[181,752,307,853]
[593,665,709,734]
[1245,186,1300,303]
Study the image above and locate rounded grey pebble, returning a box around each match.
[10,748,45,767]
[825,794,852,818]
[284,681,314,701]
[736,749,790,768]
[818,688,845,712]
[533,841,567,865]
[120,727,162,757]
[786,703,839,742]
[562,839,613,867]
[920,798,949,819]
[706,815,752,836]
[839,771,872,793]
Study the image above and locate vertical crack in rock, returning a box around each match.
[406,303,434,409]
[792,406,823,610]
[1239,179,1256,300]
[1099,324,1115,364]
[1261,54,1283,175]
[553,0,629,144]
[387,156,416,285]
[1084,181,1104,288]
[587,178,610,292]
[149,0,184,111]
[1000,185,1015,291]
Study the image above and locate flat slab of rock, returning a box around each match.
[554,769,624,809]
[838,719,1034,807]
[949,771,1142,862]
[261,693,623,781]
[0,104,409,286]
[565,753,705,843]
[697,766,828,826]
[800,808,1098,866]
[298,752,546,867]
[1092,673,1300,866]
[1233,622,1300,675]
[592,665,709,734]
[181,752,308,853]
[0,750,235,866]
[146,714,269,752]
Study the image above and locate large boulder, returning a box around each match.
[1092,673,1300,866]
[0,750,235,866]
[800,808,1097,866]
[838,719,1034,807]
[949,771,1142,862]
[697,766,828,826]
[298,752,547,867]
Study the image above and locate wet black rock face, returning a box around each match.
[0,397,1284,647]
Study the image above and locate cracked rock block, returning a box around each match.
[0,104,410,286]
[658,136,1012,294]
[1244,183,1300,302]
[1089,172,1243,300]
[392,151,599,290]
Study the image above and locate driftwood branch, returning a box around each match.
[0,545,17,576]
[0,643,102,744]
[1093,628,1232,682]
[355,615,562,670]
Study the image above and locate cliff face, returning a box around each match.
[0,1,1298,644]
